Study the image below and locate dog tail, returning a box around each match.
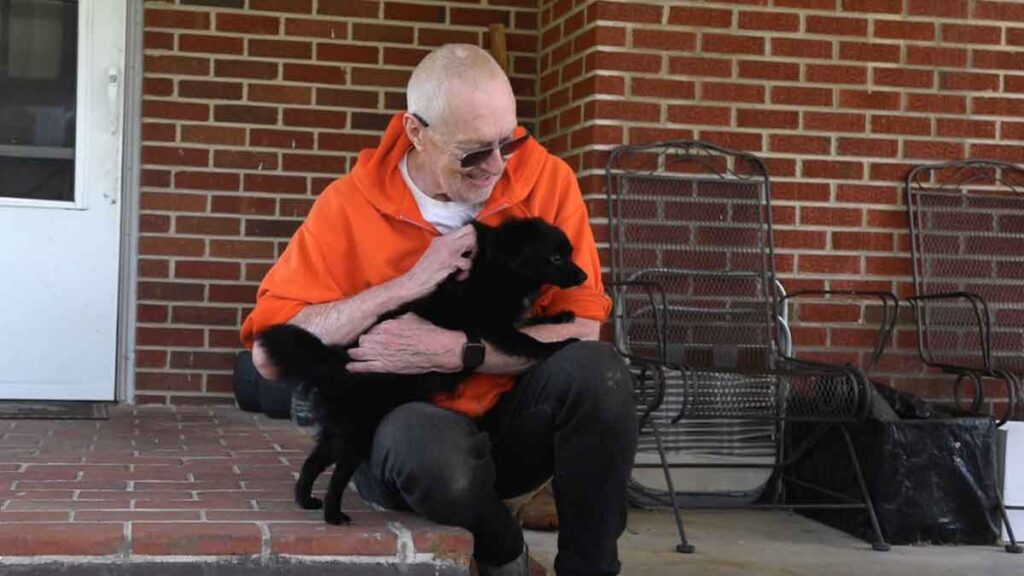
[256,324,346,389]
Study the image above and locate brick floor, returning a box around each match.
[0,405,473,574]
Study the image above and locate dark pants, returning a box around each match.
[353,341,638,576]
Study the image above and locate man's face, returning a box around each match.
[416,80,518,205]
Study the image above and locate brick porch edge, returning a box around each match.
[0,519,470,571]
[0,406,472,574]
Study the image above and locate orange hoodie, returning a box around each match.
[240,113,610,418]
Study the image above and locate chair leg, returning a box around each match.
[838,425,891,552]
[648,419,696,554]
[994,371,1023,552]
[996,491,1023,553]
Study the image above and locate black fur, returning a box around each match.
[256,218,587,525]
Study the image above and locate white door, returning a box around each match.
[0,0,125,400]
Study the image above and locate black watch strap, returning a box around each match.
[461,334,486,371]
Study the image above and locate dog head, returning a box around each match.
[473,218,588,289]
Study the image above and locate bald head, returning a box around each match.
[407,44,515,128]
[402,44,519,205]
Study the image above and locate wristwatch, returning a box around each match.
[461,334,486,371]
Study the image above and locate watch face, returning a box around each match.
[463,342,485,369]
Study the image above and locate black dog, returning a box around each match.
[257,218,587,525]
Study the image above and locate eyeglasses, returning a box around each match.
[412,113,531,169]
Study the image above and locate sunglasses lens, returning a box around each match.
[459,134,531,169]
[460,149,494,169]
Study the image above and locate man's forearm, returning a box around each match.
[477,317,601,375]
[251,276,419,380]
[290,276,416,346]
[253,225,478,380]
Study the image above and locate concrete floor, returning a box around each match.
[524,509,1023,576]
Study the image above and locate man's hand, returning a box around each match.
[251,339,281,381]
[347,313,465,374]
[397,224,476,301]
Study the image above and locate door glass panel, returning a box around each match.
[0,0,77,202]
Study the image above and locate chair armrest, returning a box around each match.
[774,355,874,421]
[605,279,670,365]
[906,291,992,371]
[779,289,900,375]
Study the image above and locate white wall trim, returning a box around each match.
[116,0,143,404]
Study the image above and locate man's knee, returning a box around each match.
[541,341,636,418]
[373,402,461,455]
[371,403,494,523]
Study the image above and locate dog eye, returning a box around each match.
[549,254,563,264]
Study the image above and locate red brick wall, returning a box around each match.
[138,0,1024,410]
[137,0,538,404]
[537,0,1024,408]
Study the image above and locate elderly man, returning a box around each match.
[240,44,637,576]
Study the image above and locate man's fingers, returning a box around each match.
[450,240,475,261]
[363,321,397,337]
[347,346,373,361]
[347,360,385,373]
[452,257,472,281]
[348,360,415,374]
[448,227,477,250]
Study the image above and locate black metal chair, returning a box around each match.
[605,140,889,553]
[906,160,1024,424]
[906,159,1024,553]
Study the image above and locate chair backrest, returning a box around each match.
[906,160,1024,373]
[605,141,778,371]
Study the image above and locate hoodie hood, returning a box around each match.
[349,113,545,226]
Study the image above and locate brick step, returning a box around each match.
[0,407,474,574]
[1,560,465,576]
[0,515,472,574]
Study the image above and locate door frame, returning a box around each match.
[115,0,142,403]
[0,0,134,401]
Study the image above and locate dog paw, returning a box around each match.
[325,509,351,525]
[297,496,323,510]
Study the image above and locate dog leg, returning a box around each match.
[323,446,362,525]
[295,437,332,510]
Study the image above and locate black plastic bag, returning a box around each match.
[873,381,933,419]
[789,417,1001,545]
